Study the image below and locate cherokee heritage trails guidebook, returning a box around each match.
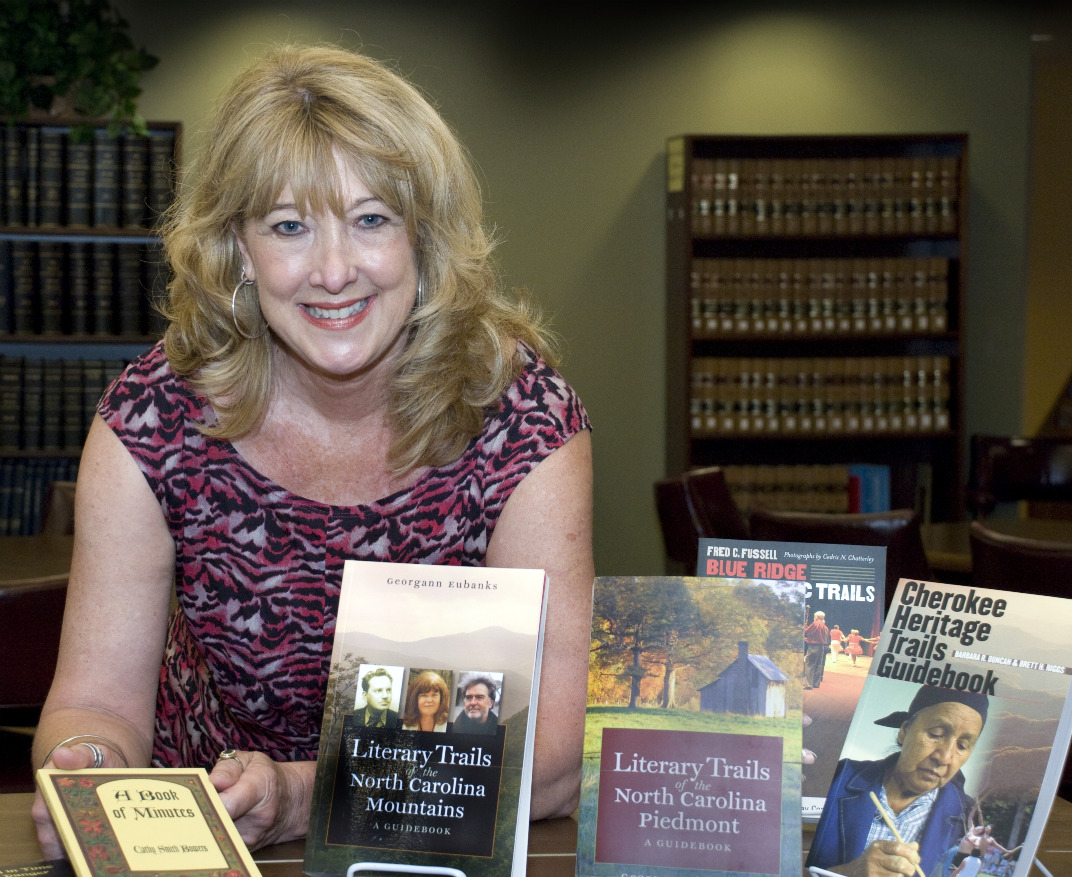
[35,767,262,877]
[695,537,886,822]
[575,575,806,877]
[303,560,548,877]
[806,578,1072,877]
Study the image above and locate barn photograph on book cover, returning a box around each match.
[576,575,806,877]
[807,579,1072,877]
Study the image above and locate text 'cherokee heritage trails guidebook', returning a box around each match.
[806,578,1072,877]
[575,575,806,877]
[304,560,548,877]
[695,537,886,823]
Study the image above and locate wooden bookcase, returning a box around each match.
[0,119,182,534]
[664,134,967,522]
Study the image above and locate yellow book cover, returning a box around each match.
[35,768,261,877]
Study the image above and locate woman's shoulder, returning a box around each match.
[97,341,207,435]
[498,342,590,432]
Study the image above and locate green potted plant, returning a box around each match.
[0,0,158,136]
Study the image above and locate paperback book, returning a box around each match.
[303,560,548,877]
[575,574,806,877]
[807,577,1072,877]
[696,537,886,822]
[34,767,261,877]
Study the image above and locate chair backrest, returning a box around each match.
[966,434,1072,518]
[748,507,934,607]
[654,476,703,566]
[40,480,76,535]
[682,466,750,542]
[0,576,68,726]
[969,521,1072,598]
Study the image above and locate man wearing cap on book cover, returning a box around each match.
[806,684,987,877]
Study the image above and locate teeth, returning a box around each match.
[306,300,369,319]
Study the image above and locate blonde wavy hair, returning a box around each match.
[159,43,556,473]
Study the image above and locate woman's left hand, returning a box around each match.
[208,750,315,850]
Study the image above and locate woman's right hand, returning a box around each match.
[32,742,106,860]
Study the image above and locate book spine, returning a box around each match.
[38,240,64,335]
[92,130,120,228]
[65,132,93,228]
[3,125,25,226]
[38,127,65,227]
[144,240,169,336]
[21,357,42,451]
[121,132,149,229]
[147,128,176,223]
[115,245,144,335]
[10,240,36,334]
[0,240,10,334]
[91,242,115,335]
[61,359,84,451]
[0,355,24,452]
[23,126,39,227]
[40,359,63,451]
[67,242,90,336]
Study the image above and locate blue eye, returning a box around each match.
[274,220,303,234]
[357,213,387,228]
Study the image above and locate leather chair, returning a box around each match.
[40,480,77,535]
[748,507,934,607]
[0,573,68,791]
[654,466,749,568]
[966,434,1072,519]
[969,520,1072,599]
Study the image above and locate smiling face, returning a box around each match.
[235,152,418,383]
[418,688,441,718]
[888,702,983,803]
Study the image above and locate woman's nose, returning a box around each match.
[309,232,359,293]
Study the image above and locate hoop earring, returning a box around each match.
[231,269,268,340]
[416,277,425,308]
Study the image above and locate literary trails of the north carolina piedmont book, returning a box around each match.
[575,574,806,877]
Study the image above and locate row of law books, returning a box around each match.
[0,356,129,453]
[1,123,176,230]
[690,355,952,436]
[689,255,951,338]
[720,462,892,517]
[0,456,79,536]
[686,153,961,238]
[0,239,168,337]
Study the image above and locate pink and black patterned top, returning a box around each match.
[97,341,590,768]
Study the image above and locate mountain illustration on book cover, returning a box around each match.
[575,575,806,877]
[304,560,547,877]
[695,537,886,822]
[807,578,1072,877]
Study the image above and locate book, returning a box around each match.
[575,574,806,877]
[65,132,93,228]
[120,132,148,229]
[37,127,65,227]
[92,130,120,228]
[695,539,885,822]
[303,559,549,877]
[35,767,262,877]
[806,578,1072,877]
[847,464,892,513]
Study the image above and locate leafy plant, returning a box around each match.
[0,0,158,136]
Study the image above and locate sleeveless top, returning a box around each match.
[97,342,590,768]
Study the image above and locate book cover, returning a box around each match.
[303,559,548,877]
[35,767,261,877]
[576,574,806,877]
[695,539,885,822]
[806,578,1072,877]
[0,862,74,877]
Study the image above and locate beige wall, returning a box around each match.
[113,2,1034,575]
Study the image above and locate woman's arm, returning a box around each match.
[31,414,177,857]
[486,429,594,820]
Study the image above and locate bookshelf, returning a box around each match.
[665,134,967,523]
[0,119,181,534]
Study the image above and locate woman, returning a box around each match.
[32,44,593,855]
[401,670,451,733]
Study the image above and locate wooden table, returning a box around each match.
[3,791,1071,876]
[922,518,1072,579]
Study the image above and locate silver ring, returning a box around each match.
[78,741,105,769]
[217,748,244,771]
